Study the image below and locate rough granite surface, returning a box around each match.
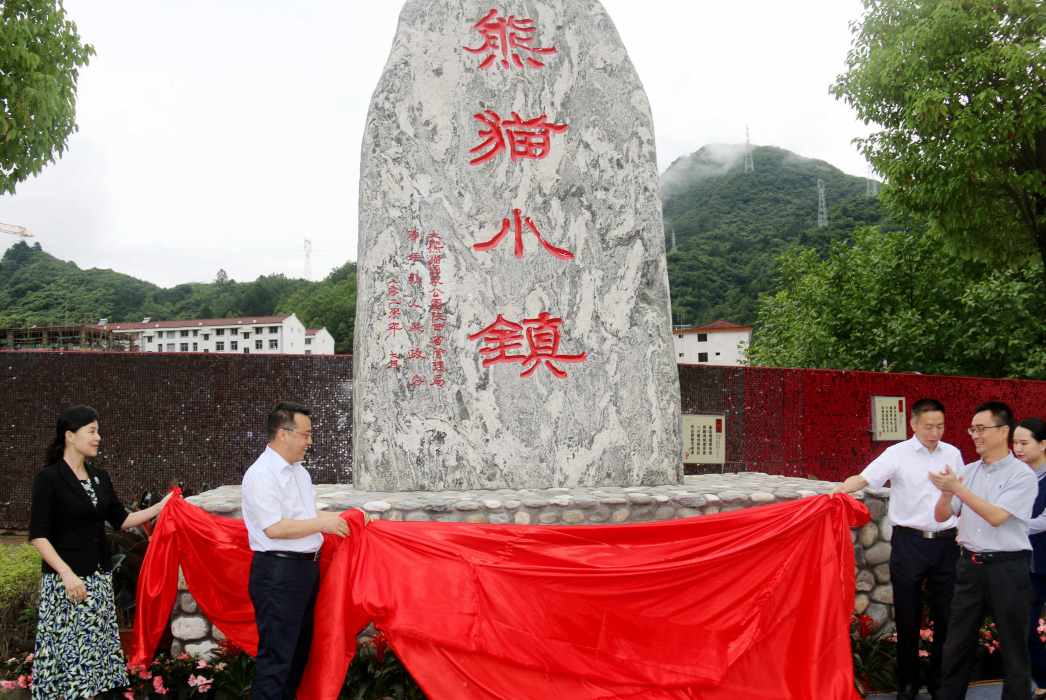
[353,0,681,491]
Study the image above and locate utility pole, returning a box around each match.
[817,179,828,228]
[743,125,754,174]
[866,165,879,198]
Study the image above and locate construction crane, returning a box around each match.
[0,222,32,238]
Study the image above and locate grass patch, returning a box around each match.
[0,543,40,657]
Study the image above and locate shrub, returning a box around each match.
[0,544,41,658]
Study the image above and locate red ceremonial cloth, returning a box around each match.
[132,490,867,700]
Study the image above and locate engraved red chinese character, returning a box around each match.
[469,110,568,165]
[520,312,587,378]
[407,347,426,360]
[407,227,420,242]
[463,9,556,70]
[474,208,573,260]
[468,312,587,378]
[468,314,524,365]
[387,352,401,369]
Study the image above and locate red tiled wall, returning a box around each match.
[3,354,1044,528]
[680,364,1046,481]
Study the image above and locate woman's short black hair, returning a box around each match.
[1018,417,1046,443]
[45,404,99,464]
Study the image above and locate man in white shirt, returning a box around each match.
[834,398,962,700]
[242,401,349,700]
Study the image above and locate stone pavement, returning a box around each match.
[868,683,1002,699]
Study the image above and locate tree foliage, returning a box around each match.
[0,242,358,351]
[277,262,357,354]
[832,0,1046,285]
[749,226,1046,379]
[0,0,94,194]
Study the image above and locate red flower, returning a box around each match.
[858,614,875,638]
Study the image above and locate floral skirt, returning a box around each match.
[32,571,129,699]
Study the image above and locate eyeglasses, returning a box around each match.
[280,427,313,439]
[966,425,1006,436]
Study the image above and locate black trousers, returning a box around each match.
[248,552,320,700]
[939,553,1032,700]
[1029,572,1046,687]
[890,527,959,695]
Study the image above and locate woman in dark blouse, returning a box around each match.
[28,405,170,699]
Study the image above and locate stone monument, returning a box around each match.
[353,0,680,491]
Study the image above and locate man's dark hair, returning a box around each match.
[911,398,945,418]
[267,401,311,441]
[973,401,1015,441]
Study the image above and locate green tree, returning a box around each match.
[0,0,94,194]
[749,227,1046,378]
[277,263,357,353]
[832,0,1046,286]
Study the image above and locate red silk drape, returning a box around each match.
[132,492,867,700]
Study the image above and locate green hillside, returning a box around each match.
[662,144,888,325]
[0,144,883,350]
[0,242,357,352]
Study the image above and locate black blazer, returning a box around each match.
[28,461,130,576]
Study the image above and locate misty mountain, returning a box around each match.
[662,144,885,325]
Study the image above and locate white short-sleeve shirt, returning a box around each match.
[241,446,323,553]
[860,436,962,531]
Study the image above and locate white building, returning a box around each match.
[305,328,335,355]
[672,320,751,366]
[104,314,335,355]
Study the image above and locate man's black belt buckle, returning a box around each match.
[262,549,320,562]
[960,547,1026,565]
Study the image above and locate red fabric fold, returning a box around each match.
[132,492,867,700]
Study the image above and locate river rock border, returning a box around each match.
[169,474,894,656]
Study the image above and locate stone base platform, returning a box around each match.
[172,474,892,658]
[187,472,841,524]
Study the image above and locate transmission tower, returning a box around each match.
[816,179,828,228]
[669,224,677,253]
[743,125,754,173]
[304,238,313,280]
[866,165,880,198]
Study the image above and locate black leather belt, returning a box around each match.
[960,547,1028,565]
[895,526,957,540]
[257,549,320,562]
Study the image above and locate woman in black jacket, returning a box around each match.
[28,405,170,699]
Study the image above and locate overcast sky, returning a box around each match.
[0,1,872,287]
